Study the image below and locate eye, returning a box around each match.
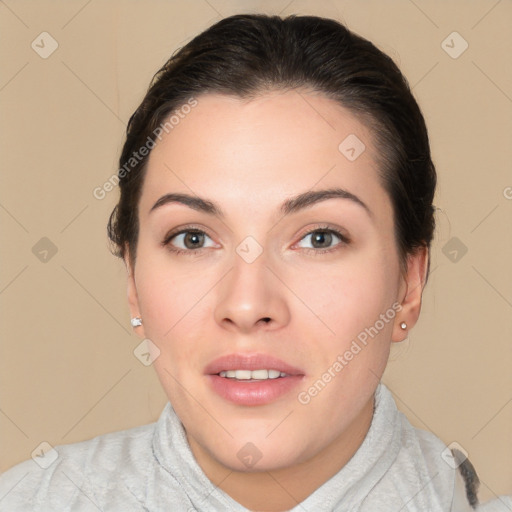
[162,225,349,256]
[295,226,349,254]
[162,227,216,255]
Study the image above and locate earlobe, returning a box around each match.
[392,246,429,343]
[124,252,146,339]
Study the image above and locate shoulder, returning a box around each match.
[411,426,512,511]
[391,414,472,510]
[372,384,476,511]
[0,420,156,511]
[394,410,510,512]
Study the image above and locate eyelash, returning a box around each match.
[161,224,350,257]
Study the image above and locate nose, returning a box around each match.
[213,250,290,334]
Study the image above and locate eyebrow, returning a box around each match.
[149,187,372,219]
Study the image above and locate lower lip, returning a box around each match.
[207,374,303,406]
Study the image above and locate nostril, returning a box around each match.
[262,317,271,323]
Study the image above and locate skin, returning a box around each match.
[125,90,428,511]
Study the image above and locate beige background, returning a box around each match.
[1,0,511,503]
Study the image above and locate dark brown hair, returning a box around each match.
[108,14,436,281]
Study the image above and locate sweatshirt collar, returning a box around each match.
[151,383,403,511]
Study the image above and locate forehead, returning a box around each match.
[139,90,392,223]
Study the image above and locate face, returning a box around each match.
[126,90,420,473]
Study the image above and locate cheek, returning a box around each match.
[134,255,208,363]
[291,261,396,419]
[290,250,395,342]
[135,265,209,404]
[135,238,205,326]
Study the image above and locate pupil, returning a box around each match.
[185,232,203,249]
[313,231,331,248]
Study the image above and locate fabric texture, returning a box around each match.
[0,383,509,511]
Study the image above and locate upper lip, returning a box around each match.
[204,353,305,376]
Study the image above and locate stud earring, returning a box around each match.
[400,321,407,330]
[131,317,142,327]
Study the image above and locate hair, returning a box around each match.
[108,13,436,283]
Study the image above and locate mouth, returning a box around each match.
[204,354,305,406]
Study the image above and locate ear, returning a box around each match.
[392,246,429,343]
[124,249,146,339]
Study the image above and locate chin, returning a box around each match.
[206,433,314,473]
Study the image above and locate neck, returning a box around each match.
[187,395,375,512]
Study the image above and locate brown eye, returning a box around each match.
[182,231,205,249]
[163,229,216,254]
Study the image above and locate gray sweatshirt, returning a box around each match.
[0,383,510,511]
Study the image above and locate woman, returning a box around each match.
[0,13,509,512]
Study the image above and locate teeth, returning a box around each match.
[218,369,288,380]
[251,369,268,379]
[235,370,252,380]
